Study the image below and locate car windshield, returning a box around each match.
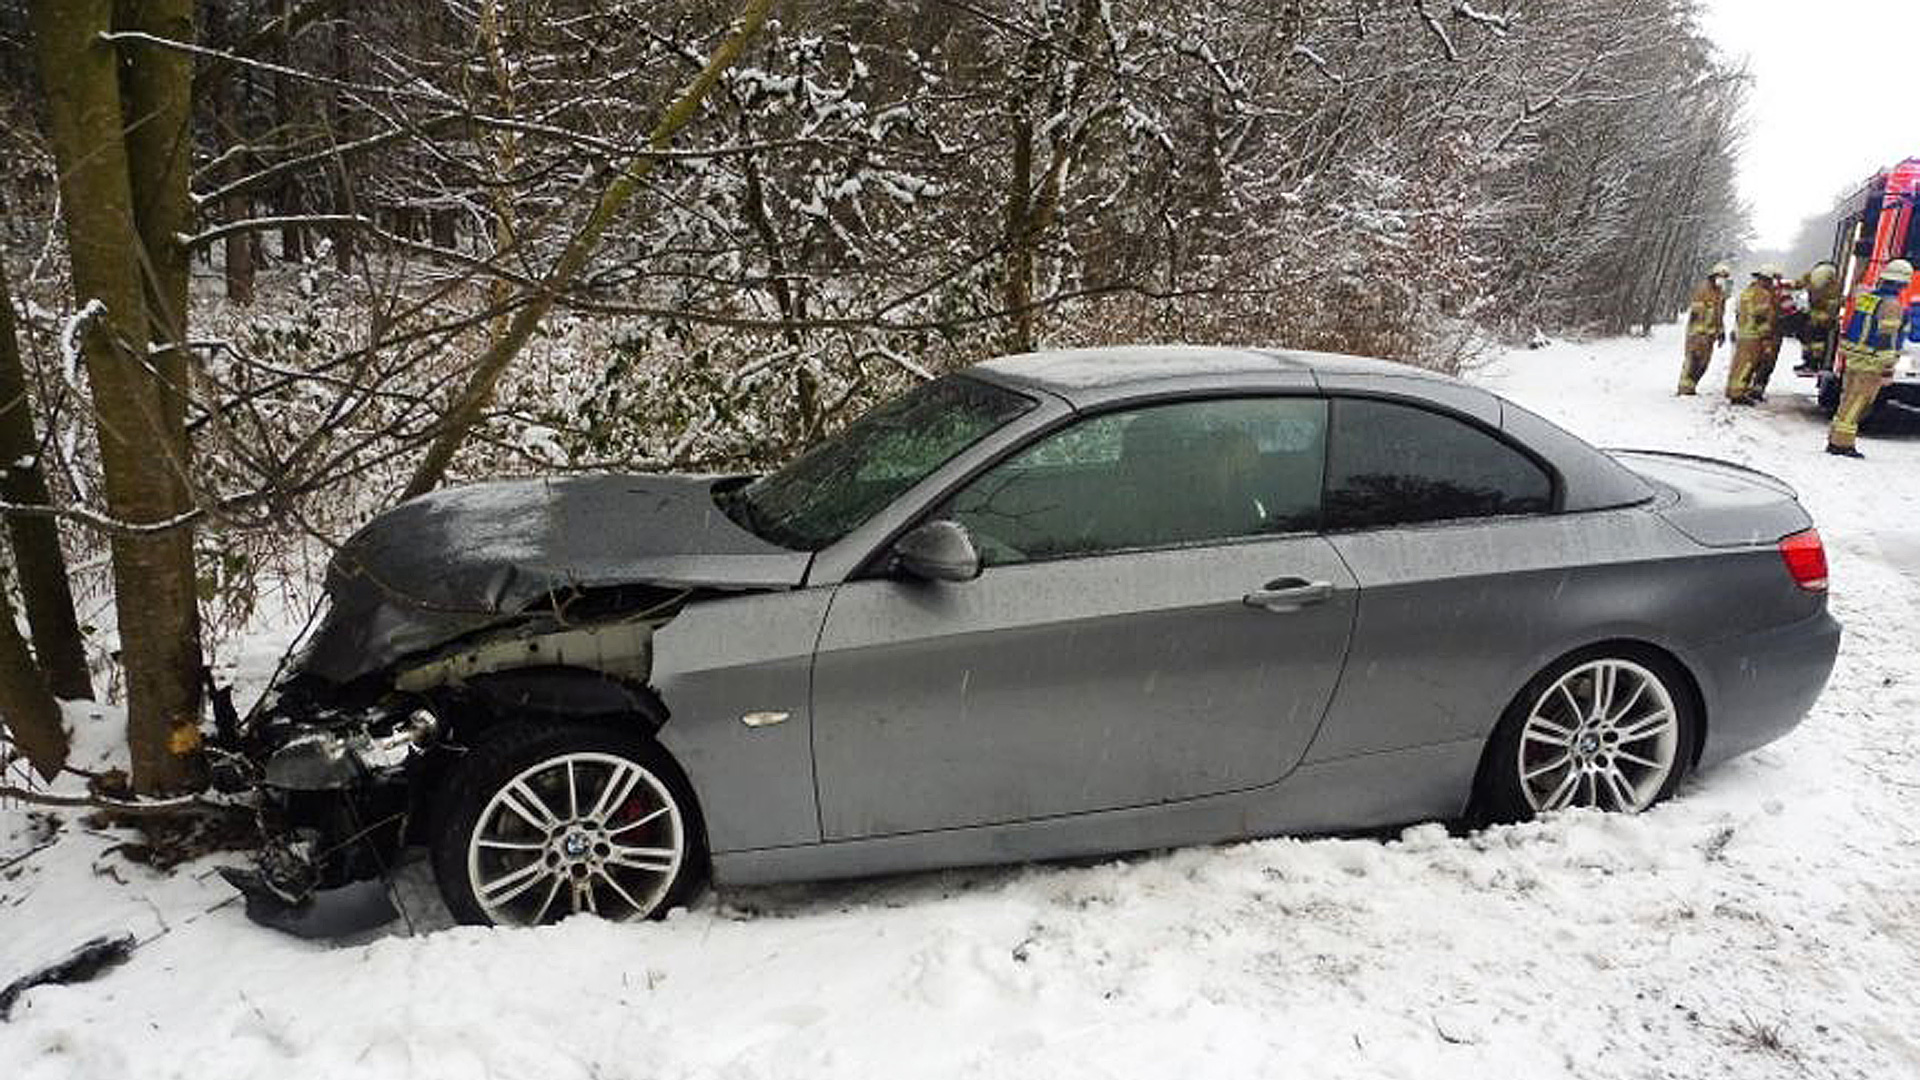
[720,375,1035,551]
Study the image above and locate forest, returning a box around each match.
[0,0,1747,795]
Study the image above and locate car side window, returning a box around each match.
[939,397,1327,567]
[1324,398,1552,530]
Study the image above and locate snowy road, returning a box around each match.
[4,328,1919,1079]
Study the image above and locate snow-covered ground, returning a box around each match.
[4,327,1918,1079]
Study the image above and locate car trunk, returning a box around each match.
[1606,450,1811,547]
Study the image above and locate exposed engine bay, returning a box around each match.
[209,472,809,934]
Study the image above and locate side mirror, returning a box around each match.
[892,520,981,582]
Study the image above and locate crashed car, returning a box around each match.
[221,345,1841,929]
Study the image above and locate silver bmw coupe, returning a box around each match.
[219,346,1840,930]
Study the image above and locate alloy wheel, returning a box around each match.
[465,751,685,926]
[1517,658,1680,813]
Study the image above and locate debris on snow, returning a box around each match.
[0,935,135,1022]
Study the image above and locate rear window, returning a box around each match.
[1325,398,1552,530]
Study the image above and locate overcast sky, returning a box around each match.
[1699,0,1920,250]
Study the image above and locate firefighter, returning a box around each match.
[1677,262,1732,394]
[1825,258,1913,458]
[1794,261,1843,374]
[1726,266,1780,404]
[1751,267,1800,401]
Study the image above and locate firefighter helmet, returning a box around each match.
[1809,262,1836,287]
[1883,259,1914,285]
[1758,263,1784,279]
[1710,261,1732,278]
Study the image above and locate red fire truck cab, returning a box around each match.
[1815,157,1920,421]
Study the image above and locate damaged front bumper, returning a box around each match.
[212,696,445,938]
[209,588,674,937]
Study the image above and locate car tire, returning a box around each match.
[430,722,706,927]
[1471,646,1700,825]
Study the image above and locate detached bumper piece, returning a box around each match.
[219,866,399,939]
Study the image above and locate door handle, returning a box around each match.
[1242,577,1334,612]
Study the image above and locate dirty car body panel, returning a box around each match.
[224,346,1841,922]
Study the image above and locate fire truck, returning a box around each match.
[1813,157,1920,421]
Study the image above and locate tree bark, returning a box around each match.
[204,0,255,304]
[739,147,817,438]
[998,0,1099,356]
[1001,77,1038,355]
[400,0,777,502]
[477,0,519,348]
[0,250,93,700]
[0,562,68,780]
[115,0,203,697]
[117,0,196,455]
[271,1,305,263]
[329,17,354,273]
[29,0,205,794]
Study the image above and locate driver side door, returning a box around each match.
[809,395,1357,840]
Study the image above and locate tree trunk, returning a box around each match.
[1001,83,1038,355]
[0,250,93,700]
[204,0,254,304]
[0,563,68,781]
[998,0,1098,356]
[222,191,256,304]
[740,148,816,438]
[400,0,777,502]
[117,0,195,452]
[29,0,205,794]
[329,18,354,273]
[271,2,304,263]
[116,0,202,673]
[478,0,519,348]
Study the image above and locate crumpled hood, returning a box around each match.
[298,474,808,684]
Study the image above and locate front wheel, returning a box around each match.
[1473,648,1699,823]
[431,724,705,927]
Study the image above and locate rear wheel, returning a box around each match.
[1474,648,1699,823]
[431,723,704,927]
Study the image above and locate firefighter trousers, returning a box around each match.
[1801,318,1832,370]
[1726,337,1765,400]
[1678,333,1715,393]
[1752,335,1784,395]
[1828,368,1886,450]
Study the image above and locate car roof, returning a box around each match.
[963,344,1653,514]
[968,344,1463,406]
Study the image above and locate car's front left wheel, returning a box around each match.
[431,723,704,927]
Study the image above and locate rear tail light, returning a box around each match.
[1779,529,1828,592]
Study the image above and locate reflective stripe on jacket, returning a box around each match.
[1837,286,1908,373]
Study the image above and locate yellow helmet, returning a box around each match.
[1884,259,1914,286]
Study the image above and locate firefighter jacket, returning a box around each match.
[1837,282,1909,374]
[1685,280,1726,338]
[1805,270,1843,328]
[1734,280,1776,342]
